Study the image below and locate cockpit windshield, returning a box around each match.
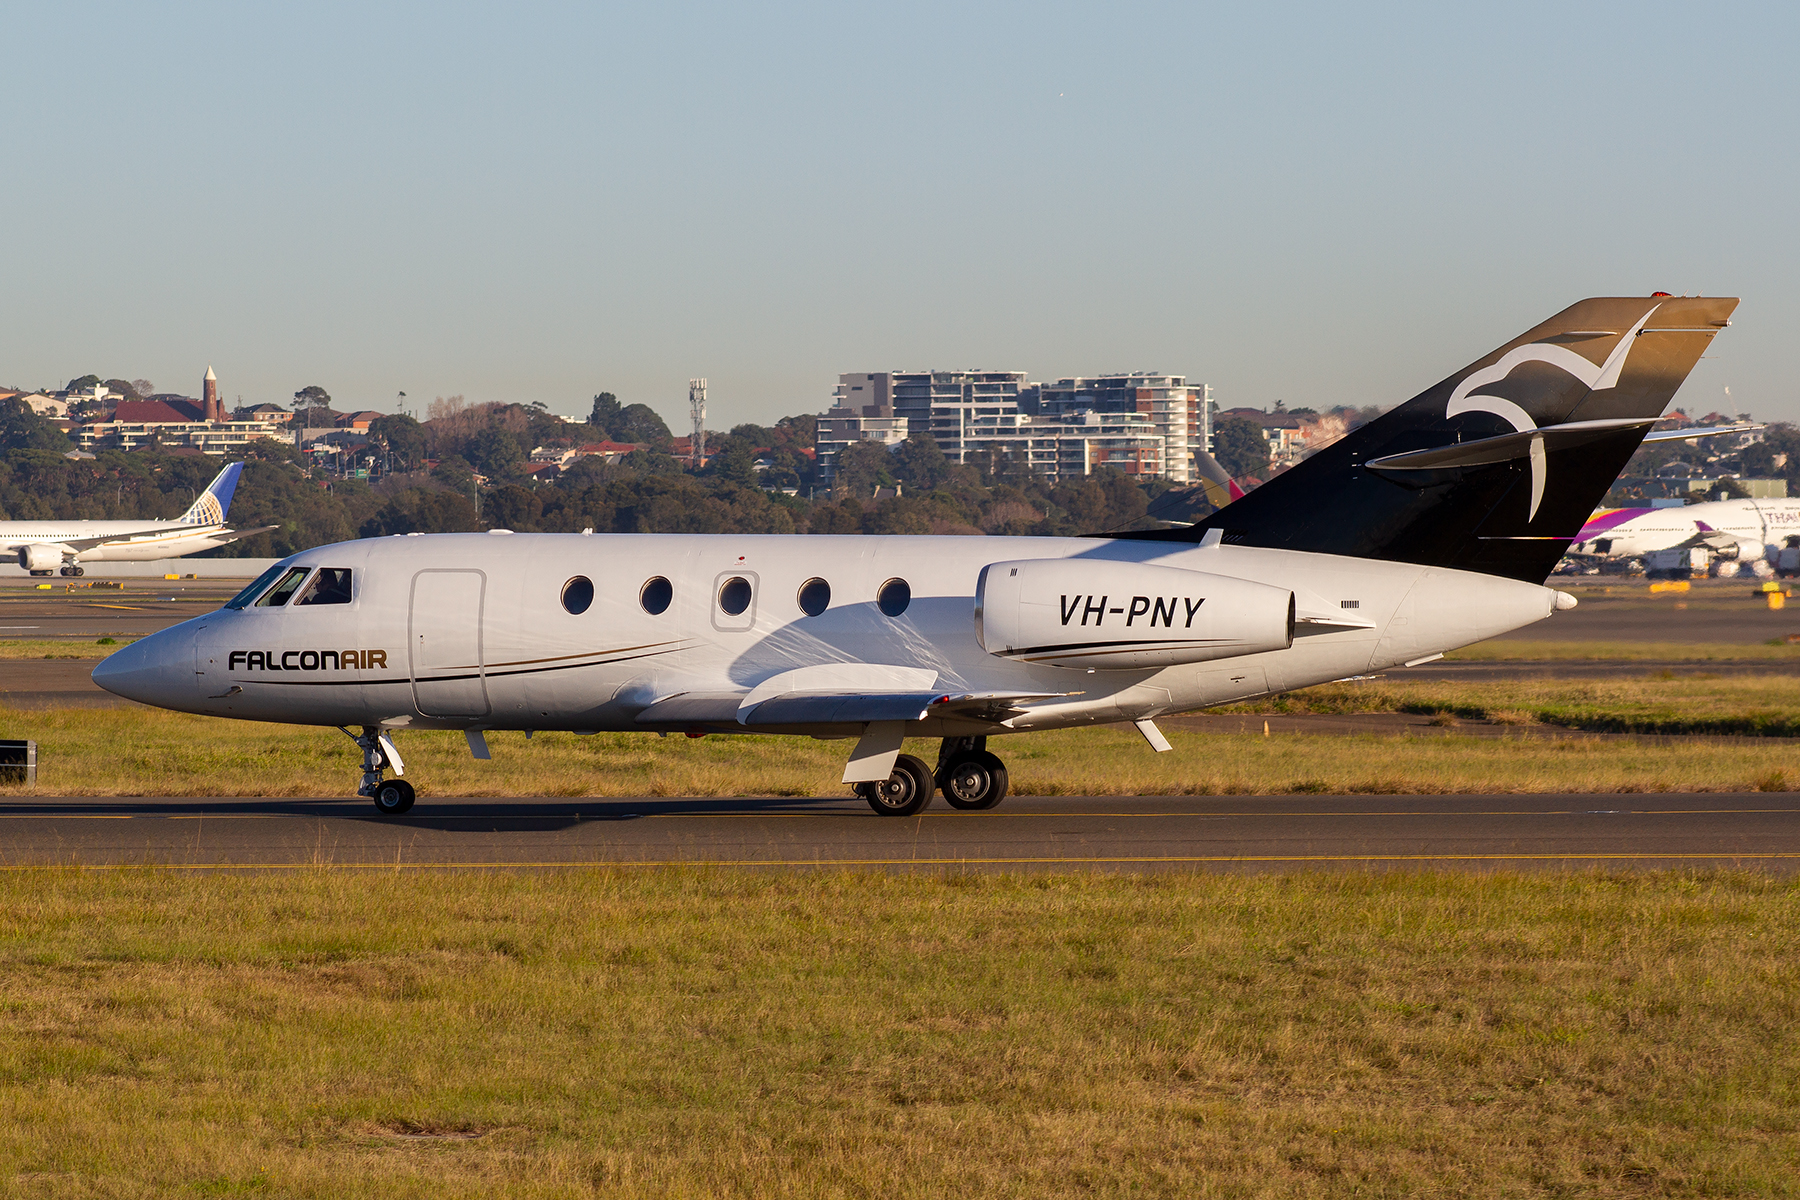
[254,567,311,608]
[223,564,290,610]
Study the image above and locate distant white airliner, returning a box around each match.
[1571,497,1800,563]
[2,462,275,576]
[95,296,1735,816]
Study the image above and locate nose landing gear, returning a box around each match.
[341,726,413,815]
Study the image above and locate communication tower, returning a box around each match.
[688,378,707,466]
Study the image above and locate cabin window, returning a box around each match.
[877,577,911,617]
[561,576,594,615]
[640,576,673,615]
[224,564,289,610]
[718,576,753,616]
[254,567,311,608]
[797,577,830,616]
[295,568,354,606]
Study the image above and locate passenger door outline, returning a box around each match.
[408,569,490,719]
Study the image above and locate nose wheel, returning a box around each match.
[341,726,413,815]
[373,779,415,815]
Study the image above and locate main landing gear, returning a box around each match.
[343,725,414,815]
[57,566,84,577]
[855,737,1009,816]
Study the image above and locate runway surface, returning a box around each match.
[2,793,1795,872]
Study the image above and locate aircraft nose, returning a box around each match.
[92,629,191,708]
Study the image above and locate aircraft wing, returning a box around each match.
[741,689,1076,726]
[1686,527,1747,553]
[636,689,1079,729]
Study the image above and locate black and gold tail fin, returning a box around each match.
[1122,295,1738,582]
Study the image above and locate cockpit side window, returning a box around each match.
[254,567,311,608]
[224,564,290,610]
[294,568,353,606]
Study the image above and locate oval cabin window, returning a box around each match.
[640,576,673,615]
[797,577,830,616]
[877,577,911,617]
[562,576,594,615]
[718,576,753,616]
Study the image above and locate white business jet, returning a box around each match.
[2,462,276,576]
[94,295,1736,815]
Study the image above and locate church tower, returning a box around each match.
[202,365,222,422]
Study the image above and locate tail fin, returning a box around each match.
[181,462,243,525]
[1191,449,1245,507]
[1122,296,1737,582]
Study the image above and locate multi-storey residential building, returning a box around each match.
[823,369,1202,485]
[1034,373,1208,484]
[815,374,910,485]
[76,416,286,454]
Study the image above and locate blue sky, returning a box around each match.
[2,2,1793,427]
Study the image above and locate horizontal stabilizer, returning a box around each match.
[1640,423,1762,445]
[205,524,280,546]
[1366,419,1654,472]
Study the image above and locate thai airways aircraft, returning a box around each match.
[2,462,275,576]
[1572,497,1800,563]
[95,296,1735,816]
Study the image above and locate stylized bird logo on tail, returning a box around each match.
[1444,305,1659,519]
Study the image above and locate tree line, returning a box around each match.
[0,394,1182,553]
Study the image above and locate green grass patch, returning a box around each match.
[0,869,1794,1196]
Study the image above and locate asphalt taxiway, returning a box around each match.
[1,793,1794,872]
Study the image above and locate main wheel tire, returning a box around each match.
[863,753,934,816]
[73,567,84,577]
[372,778,415,815]
[939,751,1009,810]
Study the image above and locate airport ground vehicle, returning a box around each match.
[95,296,1736,814]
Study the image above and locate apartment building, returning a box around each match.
[820,368,1204,485]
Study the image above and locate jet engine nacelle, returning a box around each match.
[974,558,1293,670]
[17,544,61,572]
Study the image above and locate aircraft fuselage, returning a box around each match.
[97,531,1564,737]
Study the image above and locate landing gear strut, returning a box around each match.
[936,737,1008,810]
[342,725,413,815]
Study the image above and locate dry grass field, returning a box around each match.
[0,638,132,660]
[1446,639,1800,661]
[1225,674,1800,739]
[0,869,1794,1198]
[2,703,1799,798]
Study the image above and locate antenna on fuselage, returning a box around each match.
[689,378,707,468]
